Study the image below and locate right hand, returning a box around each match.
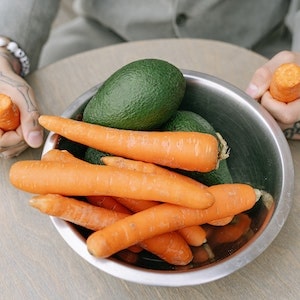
[245,51,300,139]
[0,48,44,158]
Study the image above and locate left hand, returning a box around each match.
[246,50,300,140]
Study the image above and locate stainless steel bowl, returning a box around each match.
[42,70,294,286]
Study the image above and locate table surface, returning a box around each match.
[1,39,299,300]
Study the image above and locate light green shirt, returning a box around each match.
[0,0,299,71]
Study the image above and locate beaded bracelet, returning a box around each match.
[0,36,30,77]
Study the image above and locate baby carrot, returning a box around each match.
[0,94,20,131]
[29,194,128,231]
[10,160,214,209]
[269,63,300,103]
[30,193,192,265]
[87,183,259,258]
[38,115,219,172]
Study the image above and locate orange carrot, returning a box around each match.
[269,63,300,103]
[30,193,192,265]
[116,196,206,247]
[86,183,259,258]
[0,94,20,131]
[42,149,88,165]
[207,215,234,226]
[10,160,214,209]
[115,196,160,212]
[139,231,193,266]
[29,194,128,231]
[86,195,141,252]
[102,156,206,188]
[38,115,219,172]
[177,225,207,247]
[103,156,208,247]
[86,195,132,214]
[206,213,252,245]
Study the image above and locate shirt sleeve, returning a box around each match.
[285,0,300,51]
[0,0,60,71]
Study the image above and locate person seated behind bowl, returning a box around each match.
[0,0,299,158]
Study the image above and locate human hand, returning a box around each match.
[246,51,300,140]
[0,49,43,158]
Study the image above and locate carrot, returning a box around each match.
[42,149,88,165]
[86,195,132,214]
[102,156,206,188]
[10,160,214,209]
[38,115,219,172]
[269,63,300,103]
[0,94,20,131]
[115,196,160,212]
[86,183,259,258]
[30,193,192,265]
[177,225,207,247]
[29,194,128,231]
[103,156,208,247]
[139,231,193,266]
[85,195,141,252]
[116,196,206,247]
[206,213,252,246]
[207,215,234,226]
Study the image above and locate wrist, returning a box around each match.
[0,36,30,77]
[0,47,22,75]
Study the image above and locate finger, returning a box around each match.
[0,141,28,158]
[0,126,24,147]
[261,91,300,124]
[246,51,300,99]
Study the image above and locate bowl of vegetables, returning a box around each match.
[11,60,294,286]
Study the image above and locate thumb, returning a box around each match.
[245,65,273,99]
[21,109,44,148]
[245,51,300,99]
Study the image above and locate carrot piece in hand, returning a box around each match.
[38,115,219,172]
[86,183,259,258]
[10,160,214,209]
[0,94,20,131]
[269,63,300,103]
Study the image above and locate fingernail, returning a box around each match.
[245,83,258,98]
[28,131,43,148]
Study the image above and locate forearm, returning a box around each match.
[0,0,60,71]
